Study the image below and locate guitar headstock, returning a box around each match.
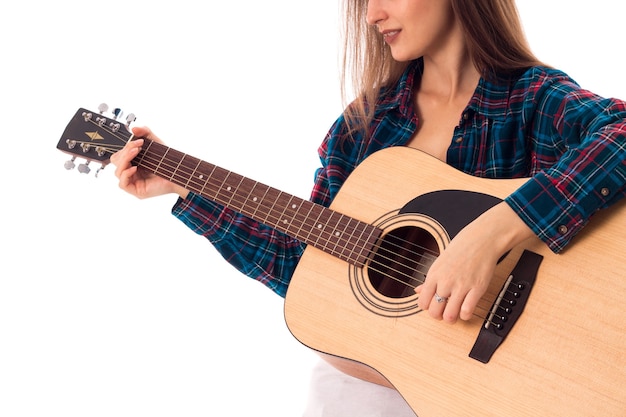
[57,103,136,176]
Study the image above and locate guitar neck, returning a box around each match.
[135,139,380,267]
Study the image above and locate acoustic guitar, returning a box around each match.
[57,106,626,416]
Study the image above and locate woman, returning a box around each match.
[111,0,625,415]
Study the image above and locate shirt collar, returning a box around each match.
[374,60,421,118]
[377,58,515,121]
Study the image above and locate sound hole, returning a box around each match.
[368,226,439,298]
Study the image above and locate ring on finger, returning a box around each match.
[434,293,448,303]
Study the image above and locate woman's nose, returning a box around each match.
[366,0,386,26]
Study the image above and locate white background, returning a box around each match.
[0,1,624,416]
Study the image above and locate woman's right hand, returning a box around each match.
[110,126,189,200]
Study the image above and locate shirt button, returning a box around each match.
[558,225,568,235]
[455,136,464,143]
[600,187,610,197]
[463,113,469,120]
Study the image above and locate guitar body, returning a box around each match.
[284,147,626,417]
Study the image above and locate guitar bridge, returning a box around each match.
[469,250,543,363]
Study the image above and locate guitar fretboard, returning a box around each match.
[134,139,381,267]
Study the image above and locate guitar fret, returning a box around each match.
[320,211,340,254]
[137,139,154,167]
[310,206,328,248]
[171,154,194,186]
[213,170,232,206]
[283,199,305,237]
[155,147,170,173]
[249,182,270,220]
[198,162,218,197]
[346,217,366,263]
[226,174,246,210]
[186,158,203,190]
[270,191,284,226]
[259,187,279,225]
[271,194,285,228]
[355,224,379,266]
[331,214,352,261]
[293,200,316,243]
[348,222,366,263]
[174,154,196,187]
[277,195,297,233]
[170,152,186,181]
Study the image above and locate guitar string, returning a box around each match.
[130,143,511,320]
[135,145,443,275]
[80,134,509,321]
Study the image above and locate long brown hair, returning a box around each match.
[341,0,544,135]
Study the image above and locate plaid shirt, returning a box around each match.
[173,60,626,297]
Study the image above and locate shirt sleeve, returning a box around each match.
[169,111,360,298]
[505,77,626,252]
[171,193,305,297]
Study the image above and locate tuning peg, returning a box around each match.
[113,108,123,120]
[126,113,136,126]
[78,161,91,174]
[98,103,109,114]
[64,156,76,170]
[95,164,106,178]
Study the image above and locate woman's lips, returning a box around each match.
[382,30,400,43]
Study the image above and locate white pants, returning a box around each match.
[302,360,417,417]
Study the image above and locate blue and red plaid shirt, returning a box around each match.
[173,60,626,297]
